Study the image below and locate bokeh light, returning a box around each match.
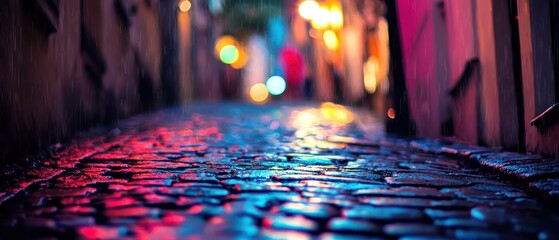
[219,45,239,64]
[320,102,354,125]
[266,76,287,96]
[298,0,319,20]
[249,83,269,103]
[215,35,247,68]
[329,6,343,29]
[364,57,379,93]
[214,35,238,57]
[311,7,330,29]
[292,109,322,129]
[323,30,339,51]
[387,108,396,119]
[231,47,248,69]
[178,0,191,13]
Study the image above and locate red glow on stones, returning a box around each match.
[78,226,123,239]
[105,197,138,208]
[162,214,185,225]
[224,202,233,212]
[198,127,219,135]
[262,217,273,228]
[187,204,205,214]
[208,216,225,225]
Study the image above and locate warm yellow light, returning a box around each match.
[320,103,337,120]
[365,57,377,73]
[364,57,379,93]
[311,7,330,29]
[215,35,238,57]
[249,83,269,103]
[215,35,247,68]
[320,102,354,125]
[329,7,343,29]
[298,0,319,20]
[364,74,377,93]
[323,30,339,51]
[231,47,248,69]
[178,0,191,13]
[294,110,321,128]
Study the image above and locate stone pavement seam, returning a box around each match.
[411,138,559,204]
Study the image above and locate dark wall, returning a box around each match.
[0,0,170,162]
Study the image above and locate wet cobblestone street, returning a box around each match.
[1,103,558,239]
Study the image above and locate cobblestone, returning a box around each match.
[411,139,559,203]
[0,103,558,239]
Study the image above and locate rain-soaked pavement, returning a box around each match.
[1,102,558,239]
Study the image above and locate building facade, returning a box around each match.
[396,0,559,157]
[0,0,182,161]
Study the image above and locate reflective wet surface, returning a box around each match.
[0,103,558,239]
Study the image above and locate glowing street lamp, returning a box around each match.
[311,7,330,29]
[298,0,319,20]
[329,6,343,29]
[299,1,344,30]
[178,0,191,13]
